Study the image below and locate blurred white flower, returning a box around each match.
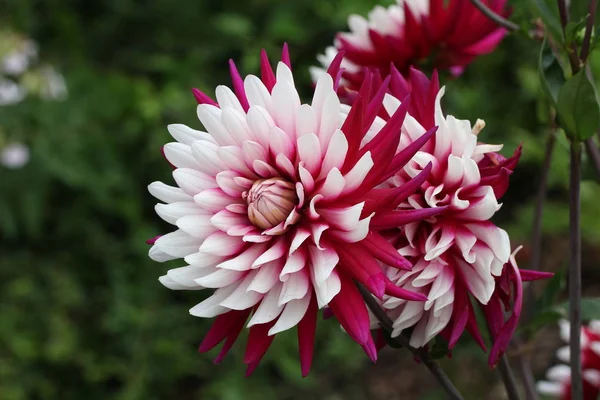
[1,40,38,76]
[40,66,68,100]
[0,79,26,105]
[0,142,30,169]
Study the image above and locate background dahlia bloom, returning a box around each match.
[537,320,600,400]
[372,68,550,365]
[148,48,440,376]
[310,0,509,92]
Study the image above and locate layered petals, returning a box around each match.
[537,320,600,400]
[311,0,510,93]
[373,70,550,365]
[148,47,432,376]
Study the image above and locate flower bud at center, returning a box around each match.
[244,178,298,230]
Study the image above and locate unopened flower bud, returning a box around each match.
[244,178,298,230]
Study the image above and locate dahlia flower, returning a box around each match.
[372,67,551,365]
[148,47,441,376]
[537,320,600,400]
[310,0,509,92]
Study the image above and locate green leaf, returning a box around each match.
[531,0,563,43]
[556,68,600,141]
[557,298,600,320]
[538,38,566,107]
[564,16,588,47]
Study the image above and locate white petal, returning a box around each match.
[244,75,272,112]
[159,275,202,290]
[155,202,207,225]
[319,202,364,231]
[342,152,373,194]
[191,141,227,176]
[246,105,275,149]
[252,239,286,267]
[317,91,341,150]
[297,133,322,175]
[194,188,236,213]
[163,143,200,169]
[190,285,238,317]
[194,267,244,288]
[296,104,317,137]
[247,282,284,326]
[215,85,244,114]
[280,250,307,281]
[176,214,215,238]
[312,270,341,308]
[221,107,253,144]
[155,230,201,258]
[148,181,192,203]
[269,125,295,160]
[269,293,311,335]
[168,124,215,145]
[149,245,177,262]
[309,245,339,286]
[278,270,309,305]
[199,231,244,256]
[536,381,565,396]
[167,265,213,287]
[219,270,264,309]
[247,260,281,293]
[197,104,236,145]
[319,129,348,179]
[216,245,266,271]
[466,223,511,264]
[173,168,217,195]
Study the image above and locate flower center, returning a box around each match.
[243,178,298,230]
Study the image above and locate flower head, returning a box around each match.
[148,47,436,376]
[371,68,550,365]
[537,320,600,400]
[311,0,509,93]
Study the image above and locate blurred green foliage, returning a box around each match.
[1,0,600,399]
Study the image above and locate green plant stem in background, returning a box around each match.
[468,0,519,31]
[569,143,583,400]
[520,130,556,400]
[498,355,522,400]
[580,0,597,63]
[357,284,466,400]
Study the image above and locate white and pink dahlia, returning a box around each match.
[310,0,509,93]
[148,47,438,376]
[537,320,600,400]
[370,68,550,364]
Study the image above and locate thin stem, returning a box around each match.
[518,353,539,400]
[498,355,522,400]
[486,320,522,400]
[357,284,465,400]
[580,0,597,62]
[557,0,582,74]
[519,131,556,400]
[569,144,582,400]
[557,0,569,30]
[469,0,519,31]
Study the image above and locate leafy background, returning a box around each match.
[1,0,600,399]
